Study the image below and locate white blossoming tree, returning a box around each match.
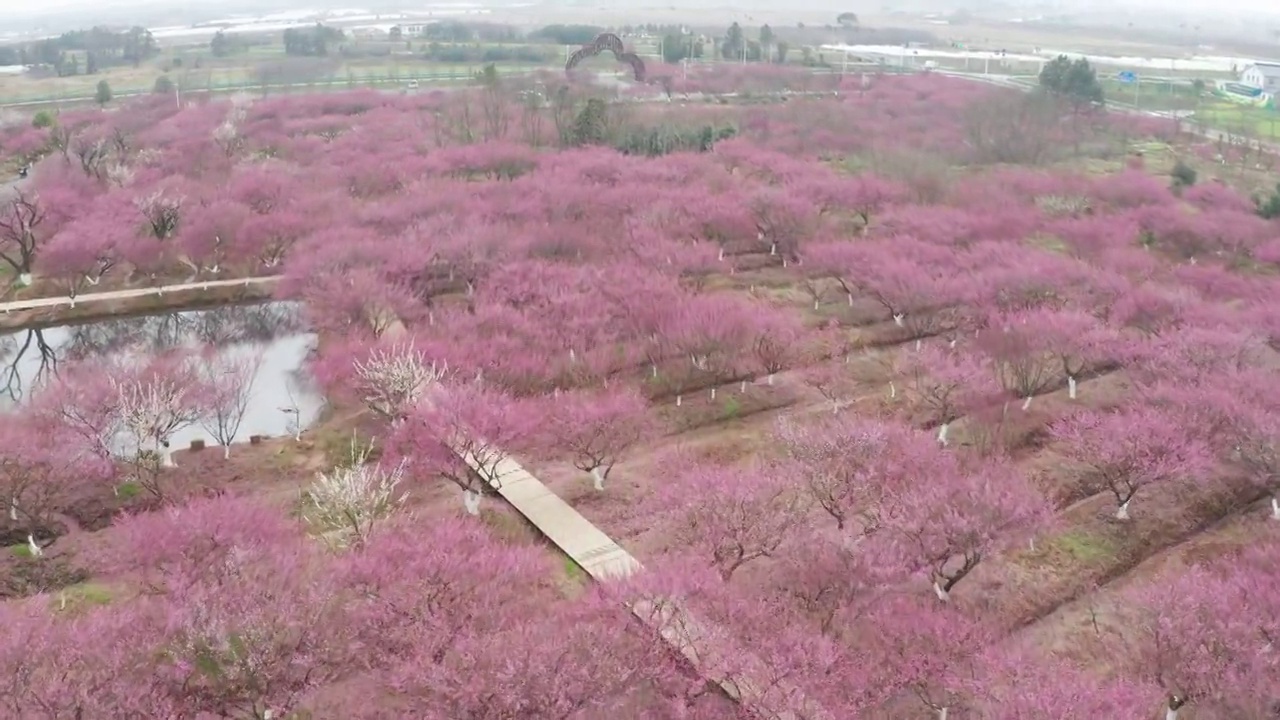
[305,435,407,547]
[353,344,446,422]
[111,358,203,499]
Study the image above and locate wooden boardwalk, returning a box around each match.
[459,451,642,580]
[460,449,832,720]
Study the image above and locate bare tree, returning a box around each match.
[0,190,45,286]
[198,351,262,458]
[518,83,547,146]
[964,92,1061,165]
[475,64,511,142]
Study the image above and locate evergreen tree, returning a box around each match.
[759,24,775,61]
[723,22,744,60]
[211,31,231,57]
[661,33,690,63]
[1038,54,1104,111]
[572,97,608,146]
[95,79,112,106]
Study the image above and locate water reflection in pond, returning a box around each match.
[0,302,325,448]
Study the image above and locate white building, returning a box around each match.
[1240,61,1280,93]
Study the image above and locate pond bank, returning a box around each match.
[0,278,278,331]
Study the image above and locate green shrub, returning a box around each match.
[1170,159,1197,189]
[1256,183,1280,220]
[116,481,143,499]
[720,396,742,420]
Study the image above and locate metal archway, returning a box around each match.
[565,32,647,82]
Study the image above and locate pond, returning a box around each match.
[0,302,325,449]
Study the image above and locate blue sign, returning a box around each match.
[1117,70,1137,83]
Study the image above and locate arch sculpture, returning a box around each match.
[565,32,647,82]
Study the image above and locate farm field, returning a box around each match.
[1194,100,1280,140]
[2,61,1280,719]
[0,57,555,104]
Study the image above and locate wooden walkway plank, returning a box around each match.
[459,451,644,581]
[459,448,833,720]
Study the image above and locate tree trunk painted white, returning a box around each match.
[68,297,76,308]
[569,348,576,363]
[766,373,775,386]
[933,580,950,602]
[27,534,42,558]
[1115,500,1131,521]
[9,499,17,521]
[158,441,176,468]
[782,258,788,268]
[17,273,32,287]
[651,364,658,378]
[814,299,820,310]
[938,707,948,720]
[1068,376,1077,399]
[676,394,683,407]
[223,444,231,460]
[718,247,724,261]
[463,489,481,515]
[949,338,957,348]
[428,310,435,326]
[1029,537,1036,552]
[1271,496,1279,520]
[889,381,896,399]
[893,313,905,327]
[466,281,474,296]
[937,423,950,446]
[770,242,777,256]
[1165,707,1179,720]
[710,387,716,400]
[848,293,854,306]
[590,467,605,491]
[1022,395,1033,410]
[915,339,922,351]
[740,380,747,393]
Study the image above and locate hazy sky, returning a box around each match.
[2,0,1279,26]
